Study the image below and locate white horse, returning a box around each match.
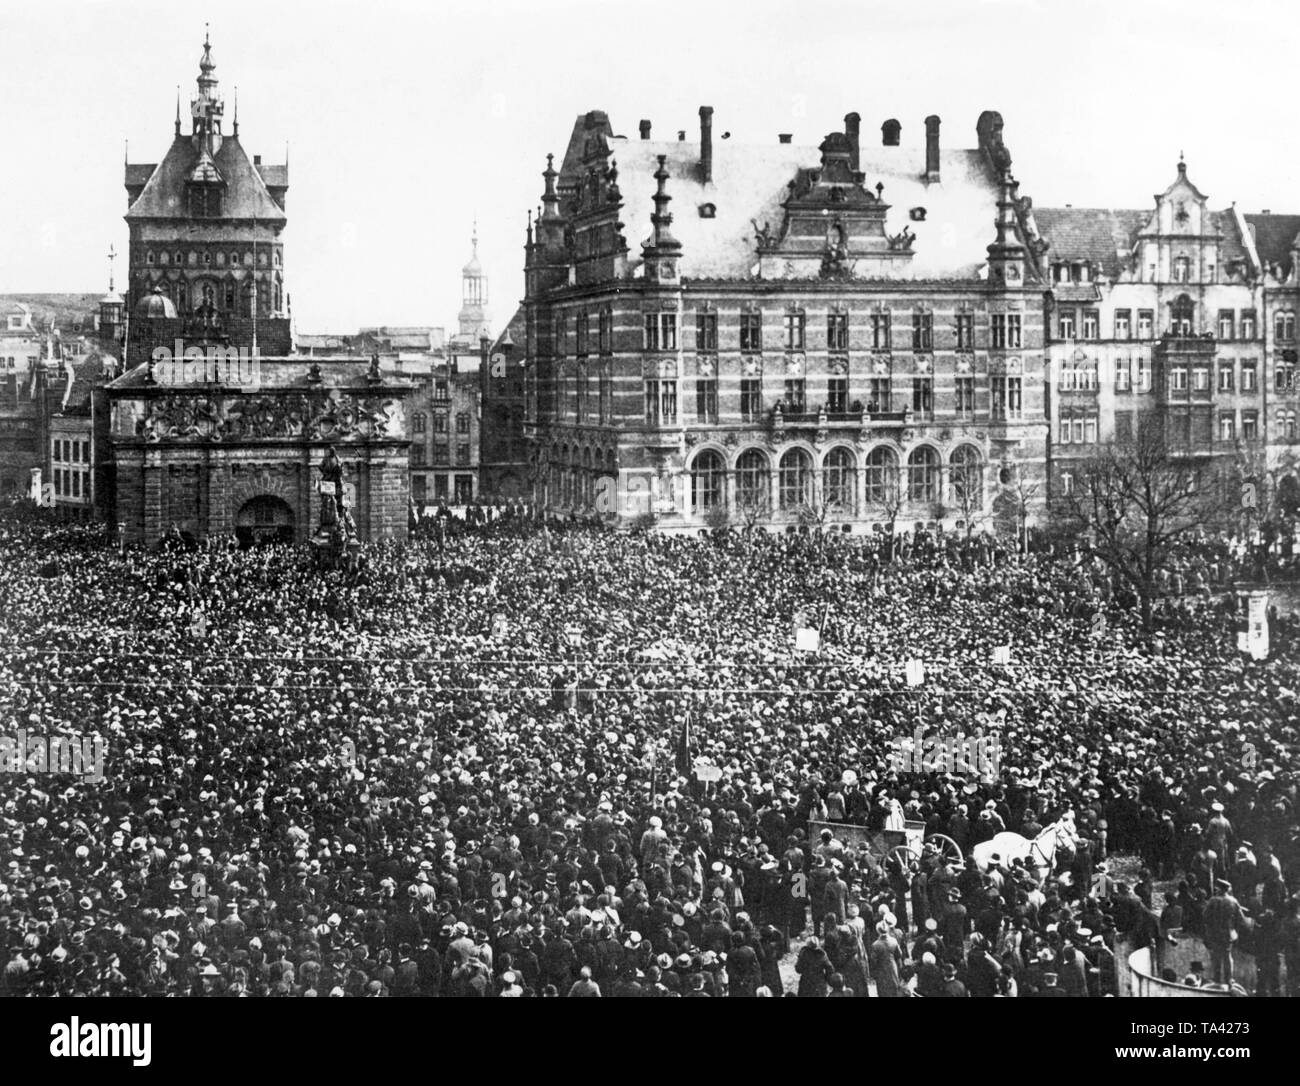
[971,820,1079,880]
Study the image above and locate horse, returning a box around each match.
[971,819,1079,880]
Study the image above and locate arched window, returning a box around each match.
[950,445,983,507]
[223,281,235,311]
[691,450,725,512]
[1171,294,1195,335]
[735,449,770,514]
[779,448,813,510]
[413,413,427,434]
[147,250,156,265]
[455,413,470,434]
[908,446,940,503]
[823,447,855,513]
[864,446,898,504]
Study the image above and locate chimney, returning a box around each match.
[778,133,792,144]
[639,119,651,140]
[924,116,940,181]
[699,106,713,184]
[677,130,686,141]
[844,112,861,172]
[882,119,901,146]
[254,154,261,165]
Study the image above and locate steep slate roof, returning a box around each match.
[1032,208,1146,278]
[1245,213,1300,277]
[1035,206,1253,278]
[584,124,1010,281]
[126,135,286,222]
[55,353,113,414]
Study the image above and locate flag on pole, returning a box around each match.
[675,713,694,775]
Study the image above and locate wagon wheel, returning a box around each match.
[927,833,963,867]
[885,844,921,874]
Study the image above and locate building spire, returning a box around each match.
[647,155,680,252]
[233,85,238,137]
[175,86,181,136]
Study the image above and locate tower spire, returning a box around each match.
[107,244,116,293]
[233,85,238,137]
[175,86,181,136]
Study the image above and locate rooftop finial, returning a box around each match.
[175,86,181,135]
[472,217,478,257]
[107,243,116,293]
[233,85,238,137]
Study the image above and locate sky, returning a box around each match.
[2,0,1298,334]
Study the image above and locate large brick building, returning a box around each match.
[520,108,1050,532]
[105,33,412,546]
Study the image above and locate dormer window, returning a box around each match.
[698,202,716,219]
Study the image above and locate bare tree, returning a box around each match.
[1059,415,1218,632]
[867,464,905,562]
[949,459,986,538]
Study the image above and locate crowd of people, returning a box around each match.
[1,504,1298,997]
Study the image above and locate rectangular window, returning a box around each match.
[435,380,449,401]
[696,312,718,352]
[827,376,848,414]
[827,313,849,351]
[1073,418,1085,443]
[783,378,806,412]
[576,312,589,355]
[455,414,470,434]
[740,312,763,352]
[912,377,933,419]
[1218,310,1235,340]
[1242,362,1258,391]
[1275,311,1296,343]
[1170,366,1188,391]
[1241,310,1257,339]
[1218,362,1235,391]
[661,380,677,424]
[1082,309,1099,340]
[645,380,660,424]
[992,314,1022,349]
[1057,309,1076,339]
[434,475,448,502]
[1084,417,1098,443]
[1114,310,1131,340]
[1219,415,1236,441]
[869,378,891,413]
[413,446,427,466]
[1243,411,1259,440]
[740,378,763,421]
[1115,358,1131,391]
[554,313,568,357]
[1059,417,1072,444]
[955,376,975,416]
[599,368,611,424]
[696,378,718,423]
[1137,310,1154,339]
[784,312,806,350]
[955,313,974,349]
[433,442,449,464]
[643,313,678,351]
[912,312,933,350]
[871,313,891,349]
[1007,377,1022,417]
[599,309,612,353]
[456,443,470,465]
[54,472,62,497]
[1136,357,1150,392]
[1192,365,1210,391]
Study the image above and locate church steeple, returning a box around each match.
[458,223,491,340]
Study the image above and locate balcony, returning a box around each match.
[768,402,908,434]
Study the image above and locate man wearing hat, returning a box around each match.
[938,960,968,997]
[1202,879,1247,986]
[1205,802,1233,882]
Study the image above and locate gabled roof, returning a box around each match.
[126,135,286,222]
[1245,213,1300,277]
[577,127,1007,280]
